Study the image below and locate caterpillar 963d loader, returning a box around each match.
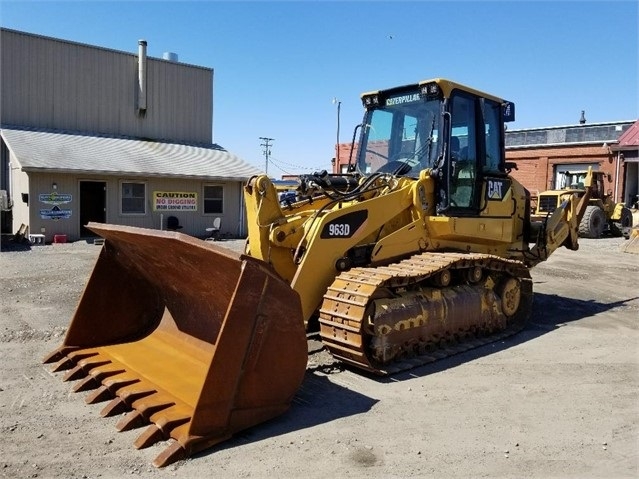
[44,78,592,467]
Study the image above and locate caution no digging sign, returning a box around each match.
[153,191,198,211]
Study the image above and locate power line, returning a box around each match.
[269,155,328,173]
[259,137,274,175]
[267,157,294,176]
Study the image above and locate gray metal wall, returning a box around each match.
[0,28,213,144]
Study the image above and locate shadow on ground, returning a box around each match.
[194,291,636,459]
[379,292,637,383]
[0,233,32,251]
[193,373,378,459]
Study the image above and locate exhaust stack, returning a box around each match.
[137,40,147,115]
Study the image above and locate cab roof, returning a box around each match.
[360,78,505,104]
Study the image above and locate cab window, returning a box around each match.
[482,99,502,173]
[449,94,478,209]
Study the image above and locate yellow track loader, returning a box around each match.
[45,78,592,467]
[534,169,633,238]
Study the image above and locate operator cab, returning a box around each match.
[356,79,515,215]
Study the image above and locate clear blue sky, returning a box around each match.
[1,1,637,176]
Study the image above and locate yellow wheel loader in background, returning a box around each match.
[45,78,593,467]
[534,170,633,238]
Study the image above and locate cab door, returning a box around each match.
[441,92,507,216]
[445,92,480,213]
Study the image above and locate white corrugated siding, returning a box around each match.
[1,128,263,179]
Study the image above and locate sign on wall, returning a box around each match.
[153,191,198,211]
[39,193,73,204]
[39,191,72,220]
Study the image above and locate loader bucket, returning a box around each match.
[43,223,307,467]
[621,227,639,254]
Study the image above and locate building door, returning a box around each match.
[625,161,639,207]
[80,181,106,237]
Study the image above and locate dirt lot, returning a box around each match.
[0,236,637,478]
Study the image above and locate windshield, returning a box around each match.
[560,172,588,189]
[357,94,441,177]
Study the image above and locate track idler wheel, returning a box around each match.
[497,276,522,317]
[465,266,483,284]
[433,269,451,287]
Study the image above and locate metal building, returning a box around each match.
[0,28,262,243]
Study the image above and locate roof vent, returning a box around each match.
[579,110,586,125]
[163,52,178,62]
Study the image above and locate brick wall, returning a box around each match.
[334,143,357,173]
[506,145,619,199]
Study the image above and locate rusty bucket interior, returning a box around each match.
[43,223,307,467]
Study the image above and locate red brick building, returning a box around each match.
[504,120,635,203]
[611,120,639,207]
[332,119,637,205]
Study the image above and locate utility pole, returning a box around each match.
[259,137,274,175]
[332,98,341,172]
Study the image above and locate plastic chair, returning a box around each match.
[205,217,222,241]
[166,216,183,231]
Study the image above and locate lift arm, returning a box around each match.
[528,168,593,266]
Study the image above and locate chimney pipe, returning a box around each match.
[137,40,147,115]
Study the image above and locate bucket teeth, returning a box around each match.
[100,389,156,417]
[72,375,99,393]
[72,366,127,393]
[50,357,76,373]
[62,358,110,382]
[134,425,165,449]
[79,358,111,369]
[153,442,188,469]
[135,412,191,449]
[135,401,175,417]
[88,367,125,383]
[63,364,88,382]
[42,346,79,365]
[120,389,157,406]
[116,400,175,432]
[85,385,113,404]
[100,397,130,418]
[104,378,140,391]
[86,378,140,405]
[116,410,147,432]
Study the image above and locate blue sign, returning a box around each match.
[40,205,72,220]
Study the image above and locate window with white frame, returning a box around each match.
[121,182,146,214]
[203,185,224,214]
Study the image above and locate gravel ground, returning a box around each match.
[0,234,637,478]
